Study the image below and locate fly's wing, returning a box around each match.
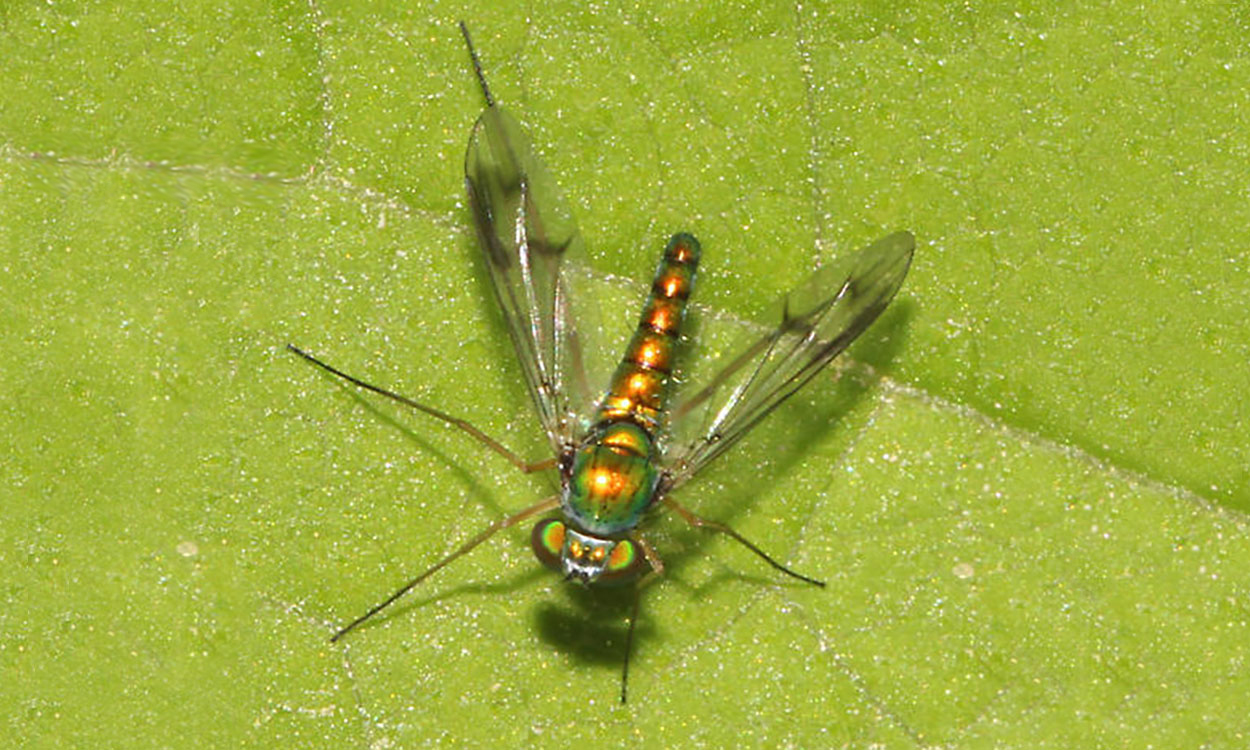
[663,231,914,488]
[465,105,599,454]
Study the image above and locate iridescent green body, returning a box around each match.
[565,233,699,534]
[563,421,659,535]
[533,233,700,583]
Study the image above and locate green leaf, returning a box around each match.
[2,2,1247,746]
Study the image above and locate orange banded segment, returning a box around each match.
[596,233,701,431]
[599,422,649,456]
[628,331,673,374]
[644,297,682,335]
[668,237,695,264]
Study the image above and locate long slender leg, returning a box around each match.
[331,496,560,642]
[288,344,557,474]
[662,497,826,588]
[620,536,664,704]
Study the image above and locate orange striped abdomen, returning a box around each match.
[596,233,701,433]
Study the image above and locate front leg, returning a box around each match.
[620,534,665,704]
[663,497,825,587]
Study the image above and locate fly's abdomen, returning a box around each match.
[597,233,701,432]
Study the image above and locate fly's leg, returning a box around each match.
[288,344,557,474]
[662,497,826,587]
[330,495,560,642]
[621,536,664,704]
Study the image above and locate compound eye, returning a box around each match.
[530,518,565,572]
[596,538,650,585]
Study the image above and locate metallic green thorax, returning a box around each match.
[564,421,660,536]
[560,234,701,537]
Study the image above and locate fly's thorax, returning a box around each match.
[560,420,661,537]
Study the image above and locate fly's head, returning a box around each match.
[530,519,648,585]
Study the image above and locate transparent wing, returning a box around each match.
[465,105,599,454]
[663,231,915,488]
